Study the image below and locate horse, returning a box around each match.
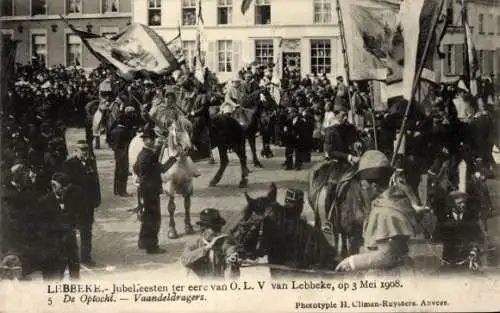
[225,183,340,278]
[238,87,278,167]
[85,97,124,151]
[129,115,198,239]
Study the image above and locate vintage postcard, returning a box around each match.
[1,0,499,312]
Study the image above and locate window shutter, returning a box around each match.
[455,44,464,76]
[206,41,215,71]
[233,40,241,73]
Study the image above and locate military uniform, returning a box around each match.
[133,128,177,253]
[62,141,101,265]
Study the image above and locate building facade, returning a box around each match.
[132,0,345,82]
[0,0,132,68]
[440,0,500,82]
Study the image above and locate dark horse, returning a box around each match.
[234,87,277,168]
[224,183,340,278]
[191,87,276,188]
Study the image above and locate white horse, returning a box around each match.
[129,116,200,239]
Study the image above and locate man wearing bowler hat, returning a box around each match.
[181,208,238,278]
[133,126,178,254]
[62,140,101,267]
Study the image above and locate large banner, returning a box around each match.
[67,22,180,80]
[338,0,403,83]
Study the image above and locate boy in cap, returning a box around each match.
[38,172,81,280]
[181,208,238,278]
[62,140,101,266]
[221,76,242,115]
[133,126,178,254]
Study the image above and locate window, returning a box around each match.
[148,0,161,26]
[182,0,197,26]
[217,0,232,25]
[255,40,273,66]
[480,50,494,75]
[182,40,196,68]
[478,13,484,34]
[443,44,464,76]
[66,0,82,14]
[488,14,494,35]
[255,0,271,25]
[102,0,119,13]
[1,0,13,16]
[66,34,82,66]
[310,39,331,74]
[217,40,232,72]
[31,0,47,15]
[32,33,47,65]
[314,0,332,24]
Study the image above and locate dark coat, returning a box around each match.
[1,185,42,260]
[37,186,81,265]
[323,123,358,162]
[133,147,177,197]
[62,156,101,223]
[108,123,135,150]
[282,116,307,147]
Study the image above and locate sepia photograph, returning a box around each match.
[0,0,499,312]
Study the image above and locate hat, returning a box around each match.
[449,191,468,203]
[140,126,157,139]
[355,150,394,181]
[99,79,113,92]
[144,79,154,85]
[196,208,226,227]
[10,163,27,177]
[75,140,89,150]
[284,189,304,206]
[336,76,343,81]
[457,80,469,93]
[51,172,71,186]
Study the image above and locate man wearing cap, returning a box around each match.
[336,150,420,273]
[221,76,242,115]
[62,140,101,266]
[283,189,305,220]
[37,172,81,280]
[181,208,238,278]
[133,126,178,254]
[1,163,41,277]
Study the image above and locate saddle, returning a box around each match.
[231,106,257,131]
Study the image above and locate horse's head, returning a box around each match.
[167,116,193,157]
[228,183,278,260]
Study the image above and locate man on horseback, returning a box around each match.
[335,150,420,273]
[322,104,362,230]
[221,75,242,115]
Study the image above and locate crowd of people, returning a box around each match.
[1,56,499,280]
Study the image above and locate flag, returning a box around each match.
[241,0,253,15]
[167,24,185,65]
[195,0,207,82]
[338,0,402,82]
[399,0,446,100]
[462,0,479,96]
[61,17,179,80]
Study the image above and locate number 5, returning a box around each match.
[48,297,53,306]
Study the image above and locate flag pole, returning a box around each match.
[391,0,446,166]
